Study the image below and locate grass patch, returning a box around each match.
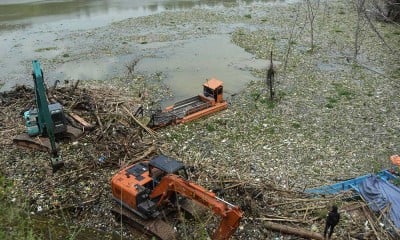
[292,122,301,129]
[168,132,184,142]
[392,30,400,36]
[250,91,261,101]
[333,83,354,100]
[266,127,275,134]
[333,28,343,33]
[371,159,385,173]
[35,47,58,52]
[266,100,276,109]
[325,97,338,108]
[0,175,40,240]
[391,67,400,79]
[206,123,216,132]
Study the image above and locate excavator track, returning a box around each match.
[111,205,176,240]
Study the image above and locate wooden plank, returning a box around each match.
[68,112,95,129]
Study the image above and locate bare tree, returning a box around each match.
[363,8,394,51]
[354,0,366,61]
[283,4,301,72]
[353,0,396,61]
[266,51,276,101]
[283,3,311,72]
[305,0,317,51]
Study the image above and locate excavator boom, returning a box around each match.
[32,60,63,170]
[150,174,243,240]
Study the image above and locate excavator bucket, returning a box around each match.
[13,133,58,152]
[13,125,83,153]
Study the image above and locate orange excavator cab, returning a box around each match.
[111,155,243,240]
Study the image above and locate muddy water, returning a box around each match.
[51,35,267,107]
[136,34,267,106]
[0,0,232,29]
[0,0,283,103]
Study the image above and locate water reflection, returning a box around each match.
[0,0,288,28]
[45,35,267,107]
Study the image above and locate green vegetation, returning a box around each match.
[0,175,40,240]
[266,127,275,135]
[291,122,301,129]
[333,28,343,33]
[333,83,354,100]
[35,47,58,52]
[206,123,216,132]
[325,83,355,108]
[391,67,400,79]
[325,96,338,108]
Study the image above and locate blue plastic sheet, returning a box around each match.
[358,175,400,228]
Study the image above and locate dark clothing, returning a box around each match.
[324,209,340,239]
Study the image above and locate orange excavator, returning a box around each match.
[147,78,228,129]
[111,155,243,240]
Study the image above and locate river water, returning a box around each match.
[0,0,235,30]
[0,0,288,104]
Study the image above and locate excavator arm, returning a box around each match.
[32,60,63,171]
[150,174,243,240]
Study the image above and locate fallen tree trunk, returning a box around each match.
[263,221,324,240]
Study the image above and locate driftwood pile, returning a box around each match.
[47,81,157,166]
[0,82,399,239]
[205,178,399,240]
[0,82,161,238]
[1,81,157,167]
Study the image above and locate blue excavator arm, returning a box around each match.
[31,60,64,171]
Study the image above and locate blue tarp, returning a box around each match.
[358,175,400,228]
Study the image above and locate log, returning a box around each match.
[263,221,324,240]
[246,217,306,223]
[361,205,381,240]
[122,106,157,137]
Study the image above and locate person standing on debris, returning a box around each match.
[324,205,340,239]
